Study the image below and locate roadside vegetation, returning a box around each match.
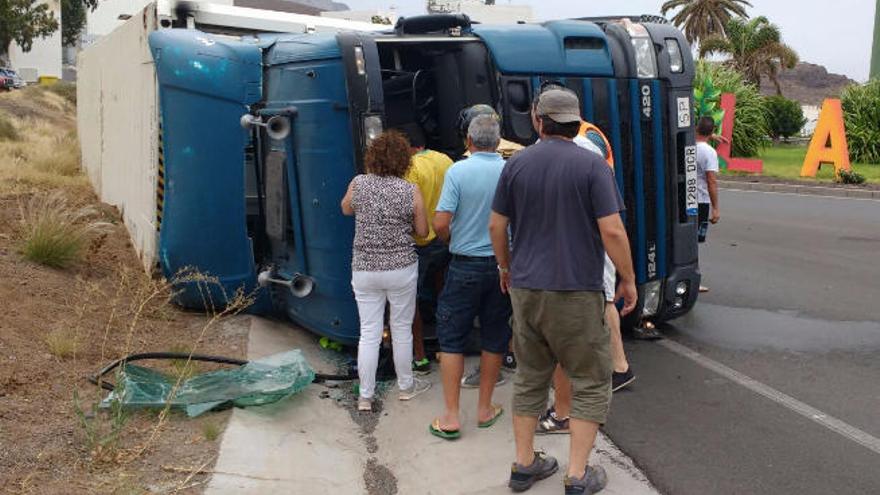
[669,0,876,183]
[743,144,880,184]
[19,191,111,268]
[0,85,251,493]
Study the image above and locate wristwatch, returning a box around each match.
[497,265,510,274]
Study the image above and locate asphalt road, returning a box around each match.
[603,189,880,495]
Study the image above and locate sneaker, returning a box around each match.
[461,366,507,389]
[612,367,636,392]
[535,407,570,435]
[503,351,517,370]
[413,358,431,375]
[631,324,663,341]
[399,377,432,401]
[508,451,559,492]
[357,397,373,412]
[564,465,607,495]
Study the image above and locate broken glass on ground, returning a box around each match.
[102,350,316,417]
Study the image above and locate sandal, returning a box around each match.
[478,404,504,429]
[429,418,461,440]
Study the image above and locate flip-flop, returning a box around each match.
[478,404,504,429]
[429,418,461,440]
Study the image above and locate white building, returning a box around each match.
[321,9,399,25]
[801,105,821,137]
[428,0,533,24]
[8,0,63,82]
[83,0,235,47]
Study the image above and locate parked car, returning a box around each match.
[0,74,12,91]
[0,68,25,89]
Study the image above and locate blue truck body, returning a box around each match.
[149,15,699,345]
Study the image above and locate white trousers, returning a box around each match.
[352,262,418,399]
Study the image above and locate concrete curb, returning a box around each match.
[719,180,880,200]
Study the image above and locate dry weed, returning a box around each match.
[45,328,80,359]
[0,110,19,141]
[0,90,83,193]
[18,191,113,268]
[201,422,220,442]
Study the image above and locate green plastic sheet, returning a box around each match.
[102,350,316,417]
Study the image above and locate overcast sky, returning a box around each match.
[342,0,876,82]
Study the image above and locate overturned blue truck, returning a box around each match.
[80,2,700,346]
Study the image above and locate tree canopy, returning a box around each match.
[764,95,806,141]
[699,16,799,93]
[0,0,59,58]
[660,0,752,47]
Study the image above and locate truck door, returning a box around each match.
[149,30,264,309]
[258,32,384,345]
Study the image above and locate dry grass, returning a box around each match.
[201,422,221,442]
[0,111,19,141]
[18,191,113,268]
[0,89,86,194]
[45,328,80,359]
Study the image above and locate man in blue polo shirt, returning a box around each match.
[428,112,510,440]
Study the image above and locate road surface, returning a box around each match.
[604,189,880,494]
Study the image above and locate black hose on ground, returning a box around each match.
[88,352,358,391]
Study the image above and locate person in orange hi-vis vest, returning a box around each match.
[536,116,639,436]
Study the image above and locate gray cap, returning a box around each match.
[535,88,582,124]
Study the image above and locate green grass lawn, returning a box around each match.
[722,143,880,184]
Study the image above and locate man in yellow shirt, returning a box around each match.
[400,124,453,374]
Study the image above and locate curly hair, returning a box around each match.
[364,130,412,178]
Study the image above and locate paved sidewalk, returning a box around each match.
[719,179,880,199]
[206,317,658,494]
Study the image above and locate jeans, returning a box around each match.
[436,257,512,354]
[415,238,450,321]
[352,262,418,399]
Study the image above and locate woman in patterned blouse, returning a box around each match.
[341,130,433,412]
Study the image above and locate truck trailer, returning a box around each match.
[78,1,700,346]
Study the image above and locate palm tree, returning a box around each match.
[700,16,799,93]
[660,0,752,47]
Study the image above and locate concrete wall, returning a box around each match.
[8,0,63,81]
[78,6,160,271]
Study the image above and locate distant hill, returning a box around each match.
[760,63,855,106]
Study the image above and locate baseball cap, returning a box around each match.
[535,88,582,124]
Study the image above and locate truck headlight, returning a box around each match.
[354,46,366,76]
[363,115,383,144]
[675,281,688,296]
[642,280,661,317]
[622,21,658,79]
[665,39,684,74]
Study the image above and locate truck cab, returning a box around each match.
[149,12,699,345]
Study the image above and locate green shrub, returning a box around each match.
[43,81,77,105]
[765,95,807,140]
[19,192,112,268]
[841,80,880,164]
[0,112,18,141]
[695,60,769,157]
[836,168,866,185]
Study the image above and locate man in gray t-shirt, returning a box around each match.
[489,88,637,494]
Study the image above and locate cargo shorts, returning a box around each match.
[509,288,612,424]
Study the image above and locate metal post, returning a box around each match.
[872,0,880,79]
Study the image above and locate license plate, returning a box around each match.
[684,145,698,216]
